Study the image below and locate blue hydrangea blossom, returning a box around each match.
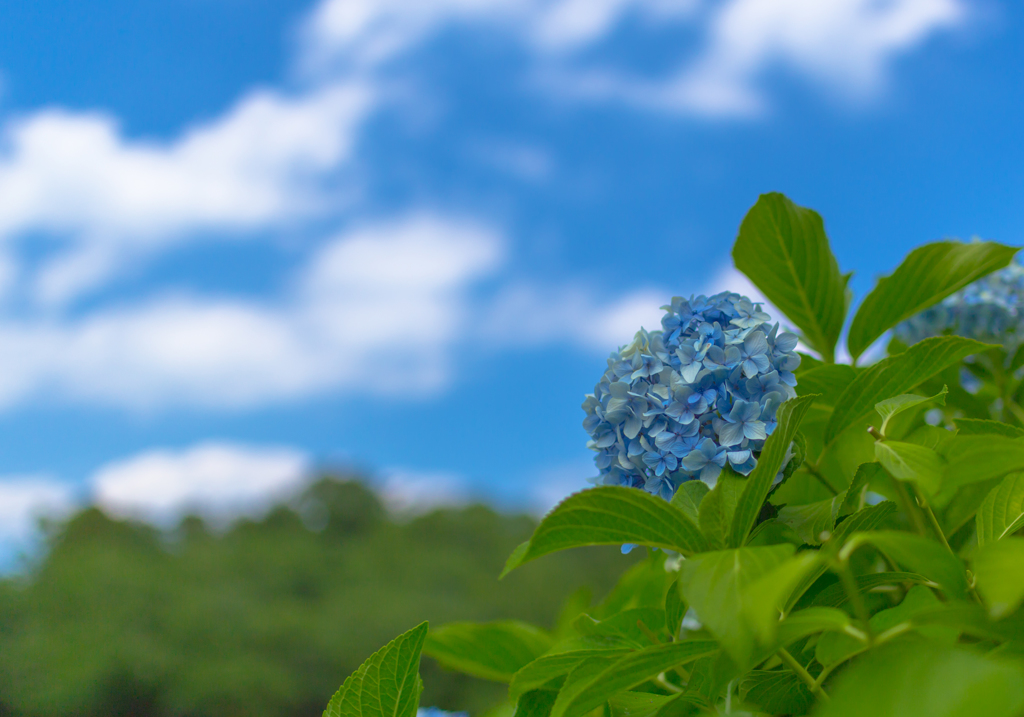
[583,292,800,500]
[894,260,1024,353]
[418,709,468,717]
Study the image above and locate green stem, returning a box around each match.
[889,476,929,537]
[654,674,683,694]
[837,561,873,639]
[911,485,952,552]
[803,461,839,496]
[911,485,984,604]
[778,648,829,702]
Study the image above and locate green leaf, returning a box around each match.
[777,495,844,545]
[699,472,744,549]
[502,487,709,577]
[550,641,719,717]
[874,440,944,494]
[574,608,666,648]
[512,690,557,717]
[733,192,849,360]
[943,435,1024,490]
[783,502,898,613]
[323,621,428,717]
[729,395,817,548]
[739,670,815,716]
[976,473,1024,545]
[840,531,968,599]
[795,364,857,404]
[808,572,932,609]
[679,545,794,664]
[973,537,1024,619]
[952,418,1024,438]
[509,649,631,701]
[825,336,993,445]
[424,621,553,683]
[815,585,951,667]
[665,579,685,639]
[875,386,948,437]
[741,551,823,645]
[670,480,708,526]
[775,606,854,647]
[838,462,883,516]
[846,240,1018,360]
[650,694,705,717]
[818,641,1024,717]
[607,692,678,717]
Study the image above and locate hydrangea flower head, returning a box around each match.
[583,292,800,500]
[417,709,468,717]
[894,259,1024,353]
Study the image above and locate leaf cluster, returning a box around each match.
[329,195,1024,717]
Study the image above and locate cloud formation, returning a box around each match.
[0,82,374,303]
[0,214,502,409]
[0,478,76,545]
[92,442,311,525]
[302,0,965,116]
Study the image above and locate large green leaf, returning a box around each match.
[323,622,427,717]
[679,545,794,664]
[670,480,708,526]
[846,241,1018,360]
[943,435,1024,490]
[795,364,857,404]
[825,336,992,445]
[874,441,944,495]
[741,551,822,645]
[808,572,932,609]
[976,473,1024,545]
[512,690,557,717]
[699,473,744,549]
[549,641,719,717]
[973,537,1024,619]
[729,395,817,548]
[424,621,552,683]
[733,193,848,361]
[953,418,1024,438]
[818,641,1024,717]
[739,670,815,716]
[501,487,708,576]
[777,495,844,545]
[875,386,947,438]
[509,649,630,701]
[815,585,952,668]
[840,531,968,599]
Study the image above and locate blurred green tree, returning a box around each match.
[0,476,633,717]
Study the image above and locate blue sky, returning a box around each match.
[0,0,1021,558]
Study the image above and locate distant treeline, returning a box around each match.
[0,477,634,717]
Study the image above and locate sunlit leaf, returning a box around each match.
[425,621,552,683]
[847,240,1017,359]
[825,336,992,445]
[502,487,709,577]
[324,622,427,717]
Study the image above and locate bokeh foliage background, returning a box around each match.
[0,477,633,717]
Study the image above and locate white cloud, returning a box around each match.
[300,0,698,70]
[0,477,76,544]
[483,283,668,350]
[375,468,472,513]
[0,82,374,303]
[607,0,966,115]
[302,0,964,117]
[481,262,785,353]
[0,214,503,409]
[92,442,311,525]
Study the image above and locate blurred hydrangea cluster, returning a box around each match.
[583,292,800,500]
[894,260,1024,353]
[417,709,468,717]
